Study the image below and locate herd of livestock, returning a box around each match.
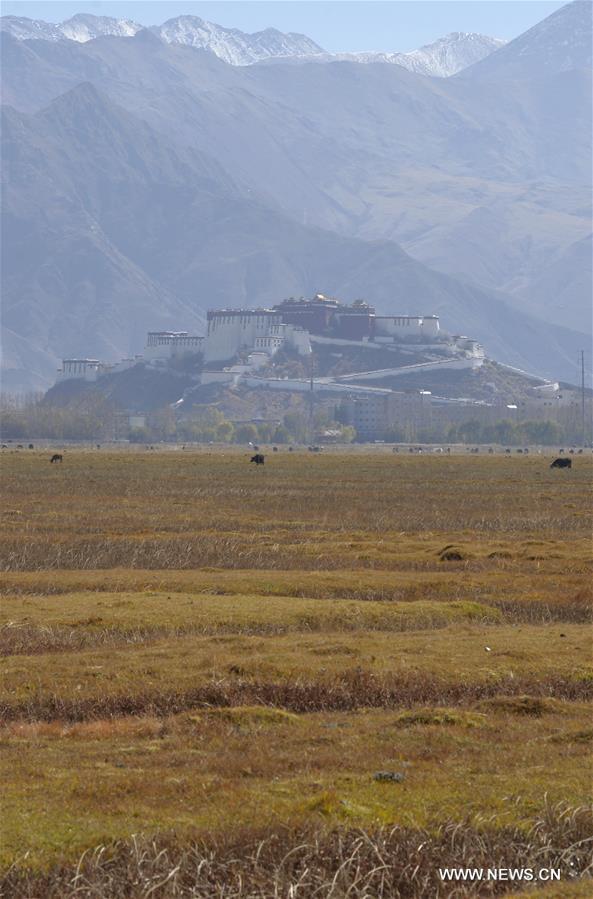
[0,442,586,469]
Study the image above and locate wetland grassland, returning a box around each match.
[0,449,592,897]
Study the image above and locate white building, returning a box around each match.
[54,301,493,396]
[57,355,143,382]
[57,359,102,382]
[374,315,440,342]
[451,336,485,359]
[204,310,311,363]
[144,331,205,362]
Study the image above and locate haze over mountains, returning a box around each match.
[1,1,591,391]
[0,12,503,74]
[458,0,592,78]
[322,33,506,77]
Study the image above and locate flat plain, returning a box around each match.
[0,448,591,897]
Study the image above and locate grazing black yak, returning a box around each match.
[550,458,571,469]
[250,454,265,465]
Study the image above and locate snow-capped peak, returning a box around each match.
[0,13,504,75]
[152,16,324,65]
[59,14,141,42]
[0,12,324,64]
[396,32,507,77]
[0,15,65,42]
[331,33,507,77]
[0,14,142,43]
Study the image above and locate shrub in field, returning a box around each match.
[191,706,299,728]
[478,696,568,717]
[2,670,591,723]
[2,803,591,897]
[393,708,486,728]
[548,728,593,745]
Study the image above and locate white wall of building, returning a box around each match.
[145,332,204,362]
[57,360,101,382]
[284,324,312,355]
[374,315,440,340]
[254,335,285,353]
[205,312,283,362]
[421,316,440,339]
[204,313,311,362]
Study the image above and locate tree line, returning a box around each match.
[0,395,587,446]
[0,397,354,445]
[383,418,578,446]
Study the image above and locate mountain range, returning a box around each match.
[0,12,504,75]
[1,1,591,391]
[324,33,506,76]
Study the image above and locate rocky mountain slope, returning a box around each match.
[2,2,588,77]
[0,13,323,66]
[0,2,590,390]
[0,13,140,42]
[333,33,506,76]
[155,16,323,65]
[2,82,586,391]
[0,13,503,75]
[2,3,588,309]
[457,0,592,80]
[395,32,506,76]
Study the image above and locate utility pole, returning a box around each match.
[309,351,315,444]
[581,349,586,447]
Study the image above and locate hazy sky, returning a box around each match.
[1,1,566,52]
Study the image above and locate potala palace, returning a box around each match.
[53,293,585,442]
[56,294,485,390]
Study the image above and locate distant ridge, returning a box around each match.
[2,79,587,390]
[457,0,592,78]
[328,33,506,77]
[0,13,504,75]
[1,2,590,390]
[0,13,324,66]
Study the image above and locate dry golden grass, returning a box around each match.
[1,452,591,571]
[0,589,508,652]
[1,704,592,864]
[0,450,591,893]
[1,624,590,716]
[2,803,592,898]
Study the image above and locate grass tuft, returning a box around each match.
[478,695,569,717]
[2,671,591,723]
[548,728,593,745]
[393,708,486,728]
[2,803,591,898]
[195,706,299,728]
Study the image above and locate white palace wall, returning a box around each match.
[204,313,311,362]
[374,315,440,340]
[205,312,283,362]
